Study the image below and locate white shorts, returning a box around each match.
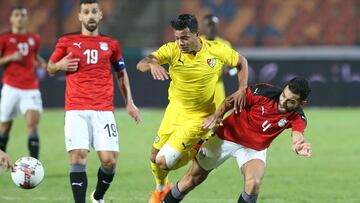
[0,84,43,122]
[197,135,267,171]
[64,110,119,152]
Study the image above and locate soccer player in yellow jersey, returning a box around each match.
[137,14,249,203]
[202,14,237,108]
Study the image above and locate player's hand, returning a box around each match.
[56,52,80,72]
[150,64,169,80]
[8,51,22,62]
[292,140,312,157]
[0,150,12,171]
[231,88,246,114]
[126,102,141,124]
[202,113,223,129]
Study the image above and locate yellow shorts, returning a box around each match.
[153,104,212,153]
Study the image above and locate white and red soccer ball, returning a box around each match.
[11,157,44,189]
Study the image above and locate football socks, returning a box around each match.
[93,166,115,200]
[28,134,39,158]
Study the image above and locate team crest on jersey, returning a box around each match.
[99,42,109,51]
[207,58,217,68]
[278,118,288,127]
[28,37,34,46]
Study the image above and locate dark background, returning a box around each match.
[36,58,360,108]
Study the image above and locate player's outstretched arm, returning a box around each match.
[47,52,80,75]
[233,53,249,114]
[292,131,312,157]
[0,149,12,171]
[202,95,235,129]
[136,55,169,80]
[115,69,141,124]
[0,51,22,67]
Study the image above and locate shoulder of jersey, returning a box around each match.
[0,31,12,38]
[58,31,82,40]
[250,83,282,99]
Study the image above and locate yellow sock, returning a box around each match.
[150,161,169,190]
[172,148,197,170]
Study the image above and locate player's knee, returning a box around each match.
[150,148,159,163]
[70,150,88,165]
[101,158,117,169]
[156,144,181,170]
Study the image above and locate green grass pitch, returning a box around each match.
[0,108,359,203]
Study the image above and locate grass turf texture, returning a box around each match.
[0,108,359,203]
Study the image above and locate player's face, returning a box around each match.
[203,21,217,40]
[174,28,198,53]
[79,3,103,32]
[10,9,28,29]
[278,86,302,113]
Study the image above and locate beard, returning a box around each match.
[84,20,98,32]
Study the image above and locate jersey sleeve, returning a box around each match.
[111,40,125,71]
[151,43,174,65]
[50,37,67,62]
[289,114,307,134]
[218,43,239,67]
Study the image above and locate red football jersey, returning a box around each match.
[0,32,40,89]
[50,33,123,111]
[216,83,307,151]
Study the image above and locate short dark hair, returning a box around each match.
[170,14,198,33]
[80,0,99,6]
[11,5,26,12]
[285,77,311,101]
[203,14,219,24]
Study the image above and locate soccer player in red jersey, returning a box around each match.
[47,0,140,202]
[163,77,312,203]
[0,6,47,159]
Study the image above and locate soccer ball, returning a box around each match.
[11,157,44,189]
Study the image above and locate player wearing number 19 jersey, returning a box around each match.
[48,1,140,203]
[0,6,47,159]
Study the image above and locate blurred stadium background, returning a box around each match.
[0,0,359,203]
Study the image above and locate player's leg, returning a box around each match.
[24,110,40,158]
[163,135,235,202]
[235,148,267,203]
[65,111,90,203]
[91,111,119,202]
[148,105,175,203]
[19,88,43,158]
[0,121,12,151]
[163,159,210,203]
[69,149,89,203]
[93,151,118,201]
[0,84,19,151]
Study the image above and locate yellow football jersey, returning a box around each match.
[152,37,238,113]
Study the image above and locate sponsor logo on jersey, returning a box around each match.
[73,42,82,48]
[100,42,108,51]
[207,58,216,68]
[28,37,34,46]
[278,118,288,127]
